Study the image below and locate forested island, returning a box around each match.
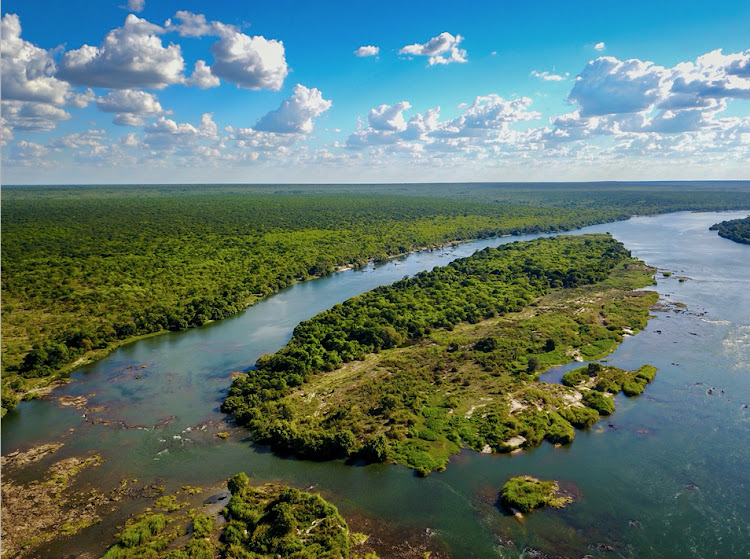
[2,181,747,416]
[223,234,659,474]
[709,215,750,244]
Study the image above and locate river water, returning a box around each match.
[2,211,749,558]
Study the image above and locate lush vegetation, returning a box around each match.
[4,182,745,416]
[710,215,750,245]
[0,189,620,416]
[499,476,571,514]
[562,363,658,400]
[100,474,376,559]
[221,472,354,559]
[223,234,659,474]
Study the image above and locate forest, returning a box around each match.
[222,234,660,474]
[709,215,750,244]
[2,181,747,416]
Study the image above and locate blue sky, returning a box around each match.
[2,0,749,184]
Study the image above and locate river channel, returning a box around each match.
[2,210,749,558]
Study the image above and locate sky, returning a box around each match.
[2,0,750,184]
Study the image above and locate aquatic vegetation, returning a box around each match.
[499,476,571,513]
[223,234,659,473]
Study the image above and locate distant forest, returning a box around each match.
[710,215,750,244]
[2,181,749,415]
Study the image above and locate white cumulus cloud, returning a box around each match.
[186,60,220,88]
[1,100,72,132]
[1,14,72,105]
[531,70,569,81]
[165,11,288,91]
[166,10,215,37]
[594,42,606,51]
[368,102,412,131]
[57,14,185,89]
[209,26,288,90]
[354,45,379,57]
[127,0,145,13]
[96,89,165,126]
[254,84,332,133]
[399,32,467,66]
[568,57,665,116]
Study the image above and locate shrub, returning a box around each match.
[582,391,615,415]
[500,476,559,513]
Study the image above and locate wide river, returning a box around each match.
[2,210,749,558]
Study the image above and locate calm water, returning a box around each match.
[2,211,749,558]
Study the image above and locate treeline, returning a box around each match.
[709,215,750,245]
[222,235,640,466]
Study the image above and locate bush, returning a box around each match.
[582,391,615,415]
[500,476,560,513]
[545,412,575,445]
[558,406,599,429]
[622,379,646,396]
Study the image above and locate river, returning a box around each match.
[2,210,749,558]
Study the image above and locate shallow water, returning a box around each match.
[2,210,749,558]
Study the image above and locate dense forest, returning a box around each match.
[2,182,747,416]
[223,234,660,474]
[709,215,750,244]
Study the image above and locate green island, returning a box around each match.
[2,182,745,416]
[499,476,572,514]
[223,234,659,475]
[709,215,750,245]
[100,472,378,559]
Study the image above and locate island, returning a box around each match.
[499,476,572,514]
[709,215,750,245]
[100,472,378,559]
[223,234,659,475]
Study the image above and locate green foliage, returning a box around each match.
[227,472,249,495]
[100,475,363,559]
[558,406,599,429]
[223,235,659,473]
[1,186,636,399]
[500,476,569,513]
[710,215,750,245]
[191,515,213,539]
[101,514,171,559]
[4,182,745,413]
[563,362,657,406]
[545,412,576,445]
[582,391,616,416]
[223,474,351,558]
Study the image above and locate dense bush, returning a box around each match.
[500,476,569,513]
